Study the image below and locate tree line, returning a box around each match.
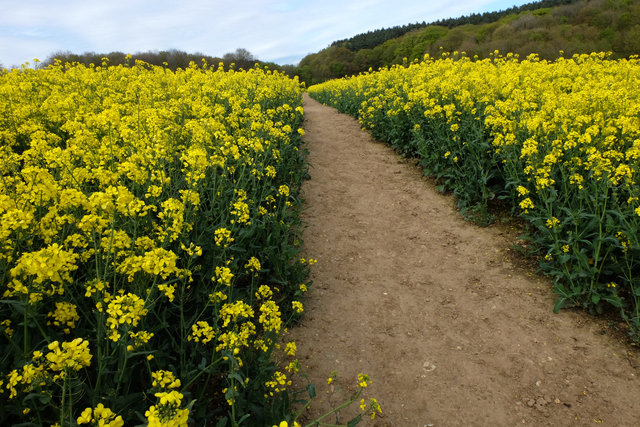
[37,48,273,72]
[432,0,581,28]
[331,22,428,52]
[330,0,581,54]
[297,0,640,85]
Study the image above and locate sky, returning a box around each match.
[0,0,534,68]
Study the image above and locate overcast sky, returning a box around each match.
[1,0,533,68]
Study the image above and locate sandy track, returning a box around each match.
[286,94,640,426]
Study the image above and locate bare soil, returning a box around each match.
[286,94,640,426]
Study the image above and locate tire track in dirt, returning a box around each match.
[286,94,640,426]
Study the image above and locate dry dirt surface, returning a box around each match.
[286,94,640,426]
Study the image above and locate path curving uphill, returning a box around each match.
[288,94,640,426]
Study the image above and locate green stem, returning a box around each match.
[191,351,224,402]
[35,407,42,426]
[93,309,105,406]
[101,214,118,285]
[114,343,130,396]
[32,314,50,344]
[230,376,237,426]
[186,356,224,390]
[180,283,186,378]
[303,388,364,427]
[23,308,28,357]
[627,258,639,319]
[60,374,67,427]
[590,187,608,295]
[68,376,74,427]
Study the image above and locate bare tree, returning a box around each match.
[222,48,256,70]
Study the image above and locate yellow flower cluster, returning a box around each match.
[188,321,215,344]
[105,292,148,342]
[151,370,182,390]
[259,300,283,333]
[214,266,234,287]
[360,397,383,420]
[244,256,261,273]
[5,339,90,397]
[265,370,291,396]
[1,59,309,424]
[220,301,255,328]
[357,373,372,388]
[47,302,80,334]
[128,330,154,351]
[214,227,234,247]
[309,51,640,331]
[311,52,640,205]
[77,404,124,427]
[5,351,47,399]
[255,284,274,300]
[145,390,189,427]
[6,244,79,303]
[272,422,301,427]
[291,301,304,314]
[145,370,189,425]
[230,189,252,225]
[45,338,92,372]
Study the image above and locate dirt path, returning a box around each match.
[286,94,640,426]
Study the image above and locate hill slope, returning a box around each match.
[297,0,640,84]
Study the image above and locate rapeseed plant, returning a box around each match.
[310,51,640,340]
[0,59,320,425]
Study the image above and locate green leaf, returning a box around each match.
[0,298,27,314]
[602,295,624,308]
[228,371,245,386]
[307,383,316,399]
[237,413,251,424]
[558,254,571,264]
[553,297,566,313]
[347,414,363,427]
[23,392,51,406]
[186,399,198,412]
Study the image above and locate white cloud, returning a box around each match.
[0,36,60,67]
[0,0,532,67]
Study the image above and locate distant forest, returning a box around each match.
[32,48,297,76]
[331,0,580,52]
[298,0,640,85]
